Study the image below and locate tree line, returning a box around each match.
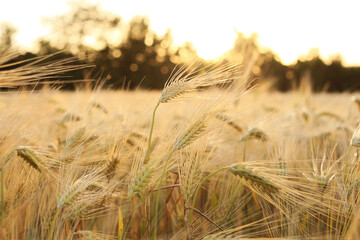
[1,2,359,92]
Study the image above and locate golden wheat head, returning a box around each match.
[229,163,279,192]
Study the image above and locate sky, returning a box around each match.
[1,0,360,66]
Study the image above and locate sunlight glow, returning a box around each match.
[1,0,359,66]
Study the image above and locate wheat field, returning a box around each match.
[1,54,360,239]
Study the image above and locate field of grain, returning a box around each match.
[1,84,360,240]
[1,53,360,240]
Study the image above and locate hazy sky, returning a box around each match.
[1,0,359,66]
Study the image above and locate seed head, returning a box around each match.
[230,163,279,192]
[174,118,207,150]
[216,113,243,133]
[240,127,268,142]
[351,123,360,147]
[128,164,155,200]
[17,146,43,172]
[159,63,240,104]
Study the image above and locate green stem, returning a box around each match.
[48,207,60,240]
[1,150,14,226]
[145,194,151,239]
[344,147,352,184]
[188,167,228,227]
[153,149,175,239]
[120,200,130,240]
[145,102,160,163]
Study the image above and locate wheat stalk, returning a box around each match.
[105,155,119,182]
[57,171,105,209]
[61,113,81,123]
[350,123,360,147]
[179,143,210,207]
[65,127,86,150]
[188,167,229,230]
[153,116,207,238]
[128,164,155,201]
[216,113,243,133]
[239,127,268,142]
[174,117,207,150]
[229,163,279,192]
[57,178,84,209]
[159,63,239,104]
[90,101,108,114]
[153,115,208,238]
[159,81,190,103]
[180,153,203,205]
[16,146,44,172]
[48,172,105,240]
[145,63,239,163]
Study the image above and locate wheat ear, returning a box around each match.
[16,146,44,172]
[61,113,81,123]
[105,155,119,182]
[180,152,204,205]
[66,127,86,150]
[127,164,156,200]
[154,117,208,235]
[216,113,243,133]
[57,179,83,209]
[90,101,108,114]
[159,63,240,104]
[240,127,268,142]
[229,163,279,192]
[350,123,360,147]
[174,117,207,150]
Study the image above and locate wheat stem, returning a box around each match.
[153,149,175,240]
[230,163,279,191]
[145,102,160,163]
[120,200,130,240]
[1,149,15,226]
[16,146,43,172]
[185,207,224,231]
[149,184,181,193]
[48,207,60,240]
[189,167,228,228]
[344,147,352,184]
[1,150,14,226]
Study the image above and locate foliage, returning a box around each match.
[0,2,359,92]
